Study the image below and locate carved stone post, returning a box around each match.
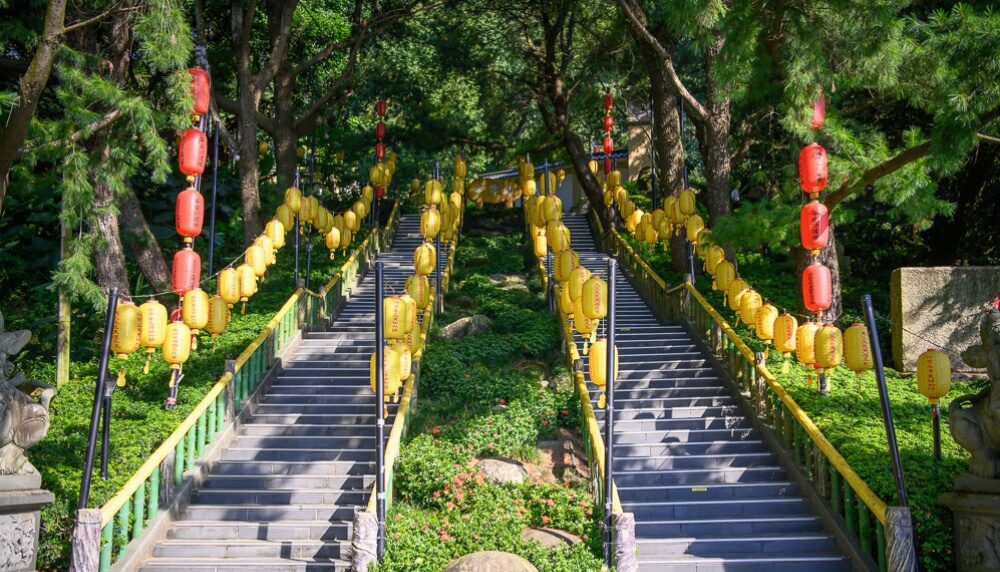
[68,507,100,572]
[612,511,638,572]
[352,510,378,572]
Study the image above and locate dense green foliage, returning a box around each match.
[378,207,604,572]
[622,227,972,572]
[31,230,364,570]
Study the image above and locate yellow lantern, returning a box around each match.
[276,204,294,231]
[138,300,167,374]
[706,246,725,275]
[246,244,267,278]
[341,227,353,250]
[739,290,762,329]
[362,185,375,204]
[206,296,229,339]
[568,266,591,301]
[384,296,411,339]
[581,276,608,320]
[258,140,269,156]
[542,195,562,222]
[163,321,191,369]
[589,339,618,408]
[678,188,697,215]
[588,159,599,174]
[714,261,735,293]
[844,324,874,377]
[727,278,749,311]
[916,349,951,404]
[756,303,779,344]
[626,209,643,233]
[284,187,302,214]
[573,306,598,342]
[554,249,579,283]
[406,274,431,310]
[558,284,574,315]
[182,288,209,349]
[533,231,547,258]
[796,322,820,371]
[815,324,843,372]
[411,178,420,193]
[522,179,537,198]
[255,235,275,266]
[217,267,240,307]
[393,341,413,382]
[236,263,257,313]
[352,200,366,222]
[556,168,566,183]
[265,219,286,249]
[344,210,359,233]
[607,171,621,188]
[326,227,341,258]
[414,243,436,275]
[110,302,140,387]
[332,214,345,234]
[685,215,705,243]
[421,207,441,239]
[425,180,442,205]
[603,190,614,207]
[614,186,628,205]
[370,347,401,406]
[643,222,658,245]
[774,313,798,372]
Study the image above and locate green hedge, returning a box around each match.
[375,207,604,571]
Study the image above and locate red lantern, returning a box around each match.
[802,263,832,313]
[603,136,613,155]
[800,200,829,254]
[603,93,614,111]
[376,98,386,117]
[810,94,825,130]
[603,115,613,133]
[376,121,386,140]
[376,186,385,200]
[175,187,204,244]
[799,143,828,196]
[178,128,207,179]
[603,157,612,175]
[170,308,182,323]
[376,142,385,161]
[172,248,201,296]
[188,67,210,116]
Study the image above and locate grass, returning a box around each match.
[30,228,369,570]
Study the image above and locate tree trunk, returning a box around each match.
[93,148,131,298]
[0,0,67,215]
[701,37,732,225]
[796,221,842,324]
[235,37,263,245]
[272,67,299,190]
[120,187,170,294]
[563,129,611,229]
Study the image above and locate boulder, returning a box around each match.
[444,551,538,572]
[476,457,527,484]
[441,315,492,339]
[523,527,582,549]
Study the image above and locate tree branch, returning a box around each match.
[60,4,137,35]
[255,0,300,92]
[823,140,932,211]
[977,132,1000,145]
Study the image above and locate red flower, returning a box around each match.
[560,409,569,415]
[487,443,495,450]
[541,515,550,525]
[433,490,441,498]
[498,398,507,405]
[542,420,550,426]
[432,427,441,435]
[546,499,555,507]
[446,501,456,511]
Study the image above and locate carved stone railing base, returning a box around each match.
[0,481,53,572]
[612,511,638,572]
[941,475,1000,572]
[352,510,378,572]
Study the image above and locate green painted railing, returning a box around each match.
[593,210,889,571]
[79,202,399,572]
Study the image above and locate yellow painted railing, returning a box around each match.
[595,211,889,571]
[89,204,399,572]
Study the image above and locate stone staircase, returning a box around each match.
[561,213,853,572]
[139,215,448,571]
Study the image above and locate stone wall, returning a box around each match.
[890,266,1000,372]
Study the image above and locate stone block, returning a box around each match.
[890,266,1000,372]
[940,490,1000,571]
[0,488,53,572]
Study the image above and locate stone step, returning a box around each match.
[194,488,369,506]
[182,504,357,522]
[139,558,349,571]
[618,481,798,502]
[636,533,835,557]
[152,539,350,560]
[622,497,812,520]
[202,474,374,491]
[166,520,352,542]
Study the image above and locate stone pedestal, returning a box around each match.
[940,475,1000,572]
[0,473,54,572]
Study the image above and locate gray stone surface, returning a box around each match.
[441,315,492,339]
[613,511,639,572]
[443,551,538,572]
[351,509,378,572]
[890,266,1000,372]
[940,492,1000,572]
[476,457,527,484]
[522,527,580,548]
[0,488,53,572]
[0,472,40,492]
[948,309,1000,478]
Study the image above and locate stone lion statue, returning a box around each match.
[949,308,1000,478]
[0,312,56,476]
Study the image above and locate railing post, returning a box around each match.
[69,508,101,572]
[435,233,443,314]
[374,261,386,561]
[294,212,301,288]
[79,288,119,511]
[224,360,237,422]
[603,258,617,568]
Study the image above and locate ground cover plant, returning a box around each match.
[620,223,972,572]
[31,229,367,570]
[375,206,605,572]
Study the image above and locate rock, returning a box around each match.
[523,528,582,549]
[466,255,490,266]
[502,283,530,292]
[451,295,478,309]
[441,315,492,339]
[444,551,538,572]
[476,457,527,484]
[488,274,526,285]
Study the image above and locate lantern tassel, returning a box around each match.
[191,335,198,351]
[598,392,606,409]
[241,301,247,314]
[117,367,127,388]
[143,354,151,374]
[781,360,790,374]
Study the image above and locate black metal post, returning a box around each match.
[932,404,942,461]
[294,213,301,287]
[603,259,617,567]
[207,119,220,275]
[649,93,658,207]
[78,288,119,509]
[435,233,443,314]
[100,393,111,479]
[543,158,550,196]
[305,242,313,291]
[374,262,386,560]
[686,240,696,281]
[861,294,910,507]
[546,250,554,313]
